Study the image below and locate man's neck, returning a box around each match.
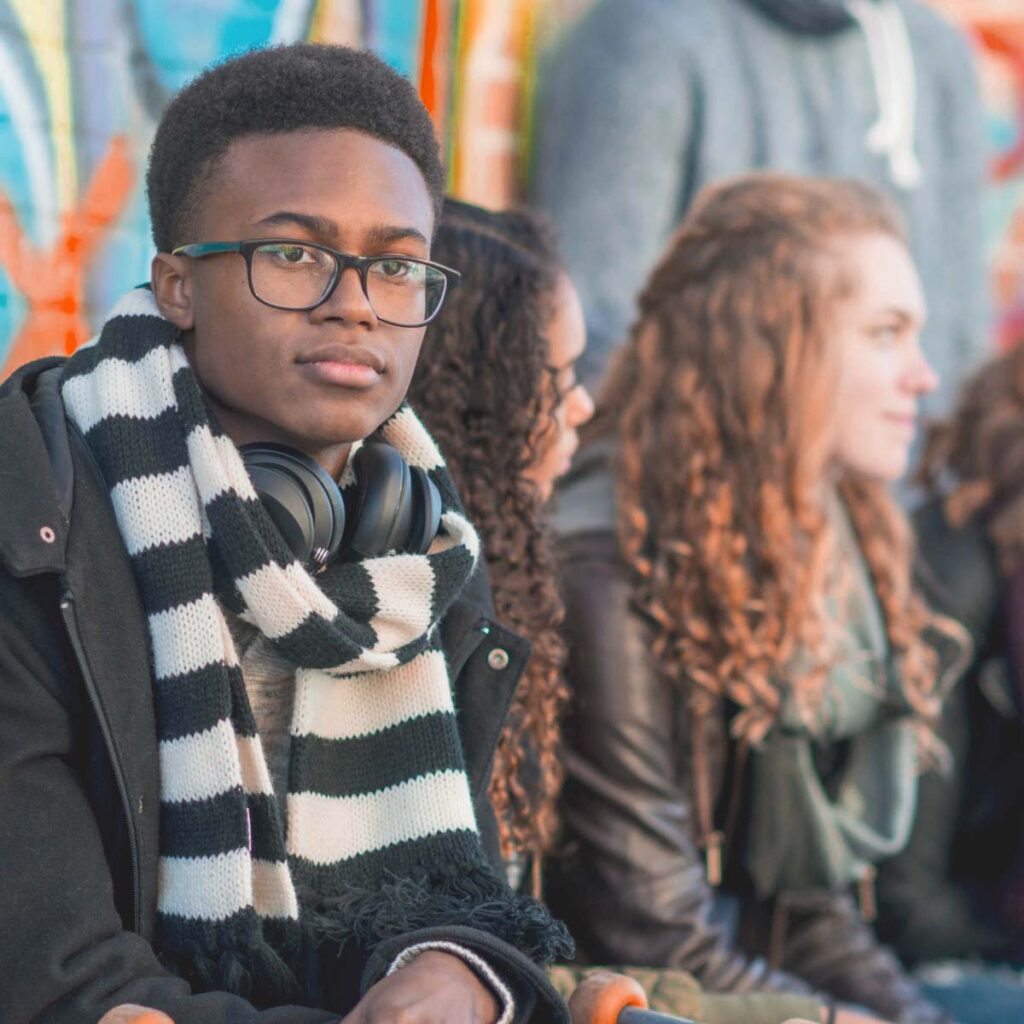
[205,391,352,481]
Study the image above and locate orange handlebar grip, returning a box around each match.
[96,1006,175,1024]
[568,971,649,1024]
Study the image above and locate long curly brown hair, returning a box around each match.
[408,198,568,863]
[920,339,1024,573]
[597,174,945,745]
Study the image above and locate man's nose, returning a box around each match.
[314,266,378,325]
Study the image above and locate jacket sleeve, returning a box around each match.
[551,531,817,998]
[0,583,341,1024]
[766,890,951,1023]
[364,926,569,1024]
[527,1,696,391]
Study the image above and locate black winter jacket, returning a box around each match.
[0,359,569,1024]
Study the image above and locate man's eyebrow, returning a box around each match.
[254,211,339,238]
[362,224,429,249]
[252,212,428,250]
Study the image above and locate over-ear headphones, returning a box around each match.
[240,441,442,569]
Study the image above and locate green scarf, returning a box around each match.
[745,494,918,898]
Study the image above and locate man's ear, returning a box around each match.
[151,253,195,330]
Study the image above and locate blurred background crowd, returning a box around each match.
[0,0,1020,385]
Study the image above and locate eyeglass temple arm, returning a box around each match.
[171,242,242,257]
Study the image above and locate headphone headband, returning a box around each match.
[240,441,442,568]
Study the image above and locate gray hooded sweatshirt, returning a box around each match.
[529,0,988,414]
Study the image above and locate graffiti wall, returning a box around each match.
[933,0,1024,350]
[0,0,558,373]
[0,0,1021,375]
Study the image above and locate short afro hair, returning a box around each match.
[146,44,445,252]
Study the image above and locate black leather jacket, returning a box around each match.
[547,450,949,1024]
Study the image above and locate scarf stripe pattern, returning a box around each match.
[61,288,496,988]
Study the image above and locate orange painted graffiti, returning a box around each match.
[0,135,135,375]
[973,21,1024,181]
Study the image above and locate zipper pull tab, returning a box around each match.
[705,830,724,887]
[245,806,253,854]
[859,864,877,922]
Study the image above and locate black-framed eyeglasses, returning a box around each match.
[171,239,460,328]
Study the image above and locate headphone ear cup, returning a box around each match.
[244,461,316,563]
[240,444,345,567]
[407,467,443,555]
[345,442,413,558]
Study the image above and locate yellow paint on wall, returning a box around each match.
[9,0,76,212]
[309,0,362,45]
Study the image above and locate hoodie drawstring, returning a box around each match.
[846,0,923,189]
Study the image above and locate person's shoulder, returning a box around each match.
[554,0,719,59]
[914,495,1000,641]
[0,358,74,566]
[580,0,716,27]
[897,0,969,36]
[551,438,619,546]
[898,0,978,69]
[0,356,67,463]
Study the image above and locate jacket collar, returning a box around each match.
[0,358,71,577]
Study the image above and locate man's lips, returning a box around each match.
[296,344,385,388]
[297,343,385,372]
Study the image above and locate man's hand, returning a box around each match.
[342,949,500,1024]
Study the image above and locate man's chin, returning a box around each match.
[284,413,395,450]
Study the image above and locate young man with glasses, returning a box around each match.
[0,44,570,1024]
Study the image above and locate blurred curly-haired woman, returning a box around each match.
[407,199,593,880]
[550,173,968,1024]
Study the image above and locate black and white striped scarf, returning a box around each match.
[60,288,540,999]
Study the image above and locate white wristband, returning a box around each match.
[386,940,515,1024]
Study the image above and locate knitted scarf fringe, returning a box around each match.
[301,862,574,966]
[165,863,574,1005]
[162,936,311,1007]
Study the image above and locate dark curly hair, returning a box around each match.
[146,44,445,252]
[920,336,1024,572]
[407,198,568,868]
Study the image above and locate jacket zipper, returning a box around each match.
[60,586,141,934]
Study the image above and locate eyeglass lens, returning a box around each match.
[249,242,446,325]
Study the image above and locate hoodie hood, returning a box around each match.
[743,0,857,35]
